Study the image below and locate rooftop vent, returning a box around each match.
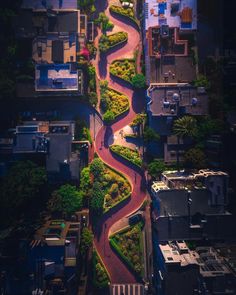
[173,93,180,101]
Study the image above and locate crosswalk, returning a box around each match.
[110,284,145,295]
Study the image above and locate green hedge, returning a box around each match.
[102,162,131,213]
[109,237,134,270]
[109,222,144,276]
[109,5,139,26]
[99,32,128,52]
[110,59,136,83]
[110,145,142,167]
[92,250,110,289]
[100,85,130,122]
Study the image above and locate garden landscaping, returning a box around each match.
[99,32,128,53]
[110,145,142,167]
[110,59,136,83]
[109,222,144,276]
[93,250,110,289]
[100,80,130,123]
[109,5,137,24]
[80,158,131,214]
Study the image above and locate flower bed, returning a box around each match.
[82,158,132,214]
[100,81,130,122]
[110,59,136,83]
[99,32,128,53]
[109,222,144,276]
[110,145,142,167]
[109,5,138,25]
[93,250,110,288]
[103,164,131,212]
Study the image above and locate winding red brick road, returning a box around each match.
[93,2,146,284]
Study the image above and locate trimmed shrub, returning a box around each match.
[110,145,142,167]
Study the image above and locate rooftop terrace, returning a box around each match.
[35,63,79,91]
[147,85,208,116]
[145,0,197,31]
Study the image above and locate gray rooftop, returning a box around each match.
[149,56,196,84]
[148,85,208,116]
[158,189,223,217]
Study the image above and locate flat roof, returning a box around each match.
[160,243,198,266]
[144,0,197,30]
[35,63,78,91]
[147,85,208,116]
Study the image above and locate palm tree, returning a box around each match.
[173,116,197,170]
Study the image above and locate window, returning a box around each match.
[37,46,42,58]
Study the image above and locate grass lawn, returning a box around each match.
[109,222,144,276]
[110,59,136,83]
[110,145,142,167]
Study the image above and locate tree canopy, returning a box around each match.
[90,182,104,215]
[173,116,198,138]
[147,159,166,179]
[47,184,84,215]
[0,161,47,228]
[143,127,160,142]
[184,148,207,169]
[131,73,146,88]
[80,228,93,255]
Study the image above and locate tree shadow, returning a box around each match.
[94,0,108,18]
[110,151,143,174]
[105,40,128,55]
[110,74,133,91]
[104,125,114,148]
[109,11,140,32]
[98,53,108,79]
[131,88,146,114]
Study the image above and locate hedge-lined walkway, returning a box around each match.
[93,0,146,284]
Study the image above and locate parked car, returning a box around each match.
[129,213,143,225]
[122,2,133,8]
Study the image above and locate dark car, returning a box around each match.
[128,213,143,225]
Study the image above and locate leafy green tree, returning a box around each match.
[130,113,147,127]
[131,73,146,88]
[0,161,47,227]
[74,118,92,143]
[196,117,224,142]
[184,148,207,169]
[143,127,160,143]
[103,110,115,123]
[90,182,104,215]
[80,167,91,193]
[173,116,198,170]
[193,74,210,89]
[96,12,114,33]
[147,159,166,179]
[90,158,105,178]
[173,116,198,138]
[77,0,95,14]
[48,184,84,215]
[80,228,93,255]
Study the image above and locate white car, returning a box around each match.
[122,1,134,8]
